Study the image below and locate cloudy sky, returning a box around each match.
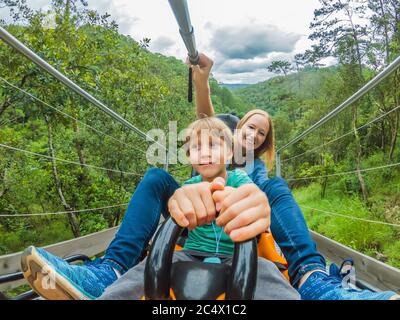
[1,0,328,84]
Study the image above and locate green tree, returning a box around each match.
[267,60,292,76]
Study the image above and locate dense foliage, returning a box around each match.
[236,0,400,267]
[0,1,247,254]
[0,0,399,271]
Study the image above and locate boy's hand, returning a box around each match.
[212,186,235,212]
[167,177,225,229]
[213,184,271,242]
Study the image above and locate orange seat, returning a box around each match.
[257,232,289,281]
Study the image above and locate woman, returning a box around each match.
[21,54,399,300]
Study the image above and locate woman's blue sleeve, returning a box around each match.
[248,159,268,186]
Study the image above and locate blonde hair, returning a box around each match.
[184,117,233,156]
[236,109,275,170]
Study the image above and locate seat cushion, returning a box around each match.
[171,261,230,300]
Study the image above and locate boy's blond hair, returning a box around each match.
[184,117,233,156]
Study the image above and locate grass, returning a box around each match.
[292,170,400,269]
[0,217,73,255]
[4,284,32,299]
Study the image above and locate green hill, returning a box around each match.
[234,67,338,116]
[219,83,251,91]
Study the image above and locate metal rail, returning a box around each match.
[276,55,400,176]
[1,228,398,297]
[311,231,400,293]
[0,227,118,292]
[0,26,167,152]
[168,0,199,64]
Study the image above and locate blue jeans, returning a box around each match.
[259,177,326,286]
[103,168,326,286]
[103,168,179,274]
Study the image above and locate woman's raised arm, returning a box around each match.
[189,53,215,118]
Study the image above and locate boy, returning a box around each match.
[98,117,299,300]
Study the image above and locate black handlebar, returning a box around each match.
[144,217,258,300]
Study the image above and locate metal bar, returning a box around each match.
[168,0,199,64]
[278,55,400,152]
[0,227,118,291]
[14,290,38,300]
[311,230,400,292]
[0,271,24,284]
[0,26,166,151]
[164,150,169,172]
[276,152,281,177]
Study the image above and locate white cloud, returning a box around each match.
[1,0,323,83]
[149,36,174,52]
[209,24,301,59]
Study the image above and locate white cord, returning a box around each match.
[0,76,146,155]
[287,161,400,181]
[0,142,143,176]
[0,203,129,217]
[301,205,400,227]
[282,105,400,163]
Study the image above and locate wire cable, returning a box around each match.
[0,142,143,177]
[168,164,192,173]
[0,203,129,217]
[0,76,147,155]
[0,26,168,151]
[282,105,400,163]
[286,161,400,181]
[301,205,400,227]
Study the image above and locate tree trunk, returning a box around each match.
[344,5,364,78]
[0,188,7,198]
[389,109,399,160]
[389,69,400,160]
[376,88,389,151]
[72,119,86,168]
[389,1,400,44]
[114,208,123,226]
[0,170,6,198]
[352,106,369,203]
[378,0,391,65]
[321,177,328,198]
[71,117,89,185]
[0,72,35,118]
[45,115,81,237]
[107,215,114,228]
[0,99,12,118]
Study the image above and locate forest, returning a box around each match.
[237,0,400,268]
[0,0,399,274]
[0,0,248,256]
